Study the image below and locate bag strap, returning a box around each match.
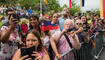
[64,34,73,48]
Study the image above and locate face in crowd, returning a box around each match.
[29,15,39,28]
[6,8,15,18]
[75,20,83,30]
[23,7,26,10]
[51,13,58,23]
[63,8,68,12]
[9,14,19,26]
[64,20,73,29]
[81,16,86,23]
[26,30,43,51]
[29,7,32,9]
[22,18,27,24]
[74,16,79,21]
[86,15,91,20]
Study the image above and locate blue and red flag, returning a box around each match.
[40,21,52,31]
[40,21,59,31]
[51,23,59,30]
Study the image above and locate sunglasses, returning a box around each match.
[76,23,82,25]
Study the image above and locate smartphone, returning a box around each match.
[67,28,73,32]
[21,46,36,59]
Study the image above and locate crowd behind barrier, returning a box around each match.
[0,4,105,60]
[56,31,105,60]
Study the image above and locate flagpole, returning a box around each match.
[40,0,42,17]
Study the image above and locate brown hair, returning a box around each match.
[29,14,41,34]
[27,29,44,51]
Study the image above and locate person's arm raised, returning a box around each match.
[70,31,81,50]
[1,18,18,43]
[54,29,67,43]
[50,29,67,59]
[1,26,14,43]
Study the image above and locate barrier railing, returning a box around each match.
[55,31,104,60]
[93,32,104,60]
[56,48,74,60]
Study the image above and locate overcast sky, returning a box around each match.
[58,0,100,12]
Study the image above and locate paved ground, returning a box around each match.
[99,47,105,60]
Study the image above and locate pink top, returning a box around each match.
[53,31,80,60]
[39,50,43,59]
[0,26,20,60]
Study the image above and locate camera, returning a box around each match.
[67,28,73,32]
[83,26,90,32]
[21,46,36,59]
[83,28,88,32]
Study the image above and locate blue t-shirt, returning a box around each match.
[58,17,66,31]
[28,9,33,14]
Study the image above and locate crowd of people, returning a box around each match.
[0,4,105,60]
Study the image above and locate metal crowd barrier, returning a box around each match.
[93,32,104,60]
[56,48,74,60]
[55,31,104,60]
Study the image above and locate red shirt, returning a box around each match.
[20,23,28,34]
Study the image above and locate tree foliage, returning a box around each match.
[18,0,61,14]
[92,9,100,16]
[0,0,16,6]
[47,0,61,12]
[18,0,40,9]
[0,0,81,16]
[61,0,81,16]
[69,0,81,16]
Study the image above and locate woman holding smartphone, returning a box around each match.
[0,14,22,60]
[12,30,50,60]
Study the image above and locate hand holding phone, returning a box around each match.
[21,46,36,60]
[31,52,42,60]
[12,19,18,25]
[9,19,18,29]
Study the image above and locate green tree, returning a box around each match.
[92,9,100,17]
[17,0,81,15]
[0,0,16,6]
[18,0,40,9]
[69,0,81,16]
[62,0,81,16]
[47,0,61,12]
[18,0,61,14]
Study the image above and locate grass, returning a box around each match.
[0,15,3,27]
[19,19,29,24]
